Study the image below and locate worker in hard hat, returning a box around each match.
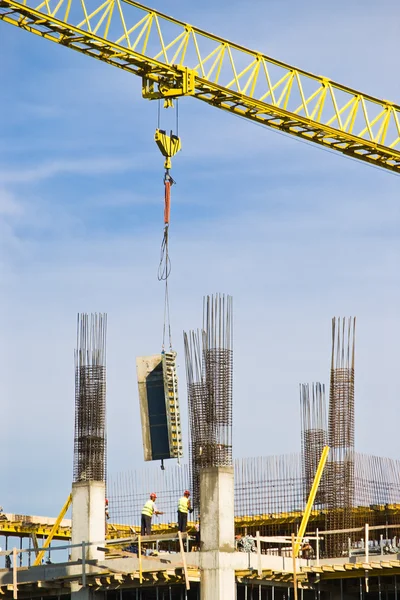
[192,516,200,551]
[301,537,313,560]
[177,490,193,533]
[141,493,163,536]
[105,498,110,520]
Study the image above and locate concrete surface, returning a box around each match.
[71,481,106,562]
[200,466,235,600]
[136,354,162,461]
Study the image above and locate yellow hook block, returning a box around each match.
[155,129,181,170]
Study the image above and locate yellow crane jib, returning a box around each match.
[1,0,399,171]
[155,129,181,171]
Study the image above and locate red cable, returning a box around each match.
[164,180,171,225]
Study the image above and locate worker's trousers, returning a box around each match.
[141,514,152,536]
[178,511,187,532]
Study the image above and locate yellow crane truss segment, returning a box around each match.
[0,0,400,172]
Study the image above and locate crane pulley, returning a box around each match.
[143,66,196,104]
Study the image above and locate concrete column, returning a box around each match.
[71,481,106,562]
[71,587,104,600]
[200,466,235,600]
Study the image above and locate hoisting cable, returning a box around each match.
[157,170,174,349]
[154,127,181,351]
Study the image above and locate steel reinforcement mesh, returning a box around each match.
[74,365,106,481]
[187,380,208,510]
[204,347,233,467]
[108,463,191,525]
[354,453,400,506]
[107,452,400,554]
[107,455,303,527]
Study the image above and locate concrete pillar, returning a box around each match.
[71,481,106,562]
[200,466,235,599]
[71,588,104,600]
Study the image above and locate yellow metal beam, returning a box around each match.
[33,494,72,567]
[0,0,399,172]
[178,530,190,591]
[293,445,329,558]
[30,533,39,557]
[1,502,400,540]
[138,535,142,584]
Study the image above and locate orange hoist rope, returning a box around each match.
[164,179,171,225]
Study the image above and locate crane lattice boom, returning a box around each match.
[1,0,399,172]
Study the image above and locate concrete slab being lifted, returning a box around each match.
[136,352,182,462]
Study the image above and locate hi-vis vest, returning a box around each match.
[178,496,189,514]
[142,500,155,517]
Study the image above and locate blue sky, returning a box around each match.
[0,0,399,518]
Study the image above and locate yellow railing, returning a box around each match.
[2,503,400,540]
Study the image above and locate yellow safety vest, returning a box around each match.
[142,500,155,517]
[178,496,189,514]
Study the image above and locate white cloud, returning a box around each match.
[0,155,154,185]
[0,188,23,216]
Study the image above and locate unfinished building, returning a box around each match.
[0,308,399,599]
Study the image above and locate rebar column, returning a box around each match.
[203,294,233,468]
[300,383,327,505]
[71,313,107,571]
[326,316,356,557]
[184,294,233,513]
[73,313,107,483]
[184,329,207,511]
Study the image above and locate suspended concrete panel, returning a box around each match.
[136,352,183,462]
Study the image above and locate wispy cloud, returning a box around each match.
[0,188,23,216]
[0,155,154,184]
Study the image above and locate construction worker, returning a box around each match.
[141,493,163,536]
[192,516,200,551]
[301,538,313,560]
[177,490,193,533]
[105,498,110,520]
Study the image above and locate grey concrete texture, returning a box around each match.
[71,481,106,562]
[136,354,162,462]
[199,467,235,553]
[199,466,236,600]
